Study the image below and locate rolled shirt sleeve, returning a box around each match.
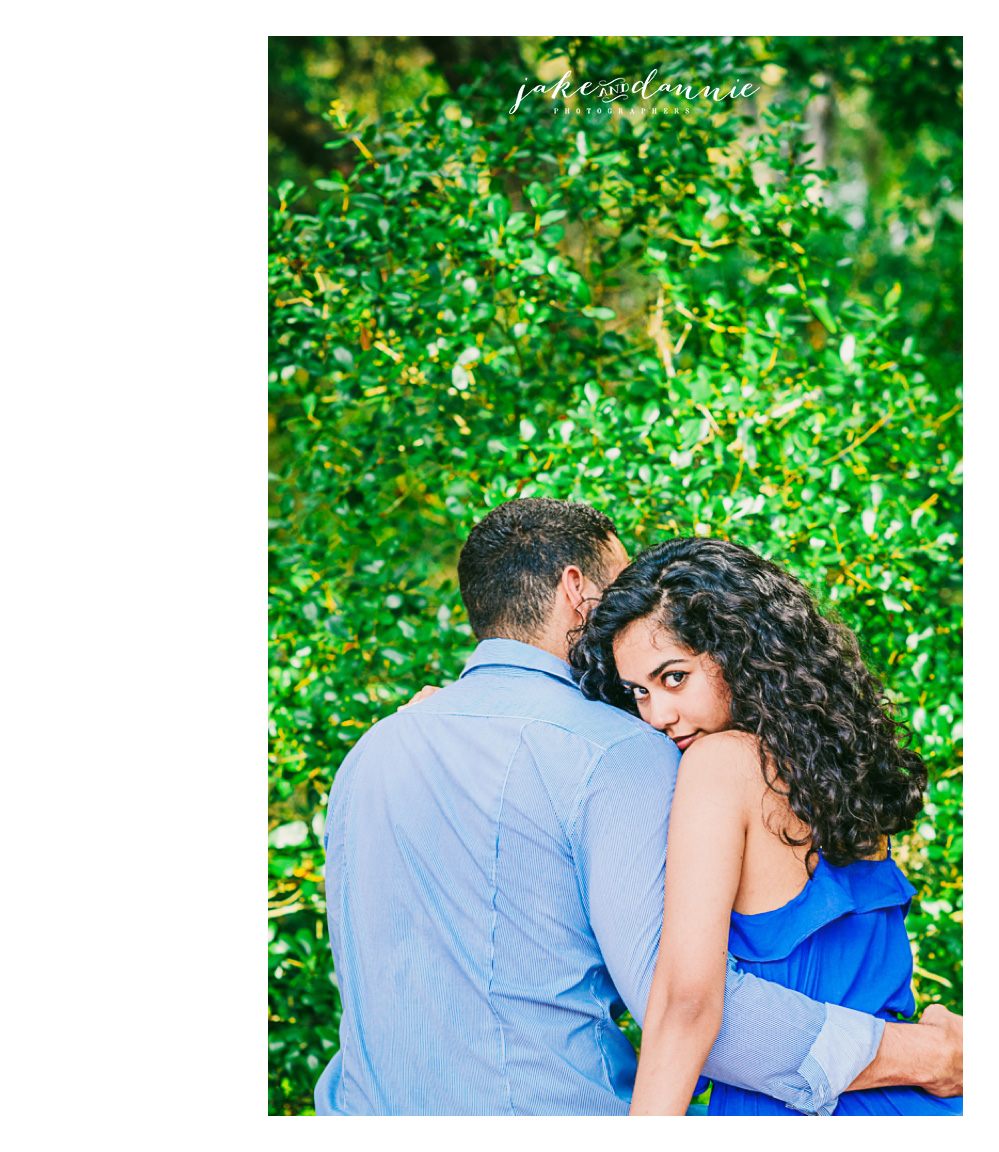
[706,957,886,1114]
[570,726,885,1116]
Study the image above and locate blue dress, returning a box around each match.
[707,849,963,1115]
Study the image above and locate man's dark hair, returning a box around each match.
[457,498,619,642]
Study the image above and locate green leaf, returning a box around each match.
[486,193,510,225]
[807,297,837,333]
[525,181,549,208]
[269,821,309,849]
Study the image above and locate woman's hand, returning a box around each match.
[397,684,442,710]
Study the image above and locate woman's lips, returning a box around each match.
[672,733,697,752]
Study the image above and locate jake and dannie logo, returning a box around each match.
[509,67,761,115]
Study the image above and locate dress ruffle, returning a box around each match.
[728,856,917,963]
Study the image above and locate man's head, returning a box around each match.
[457,498,628,657]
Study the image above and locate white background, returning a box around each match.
[2,5,981,1147]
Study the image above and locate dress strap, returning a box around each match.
[885,835,893,859]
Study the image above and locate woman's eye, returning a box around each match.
[629,685,648,700]
[664,671,687,687]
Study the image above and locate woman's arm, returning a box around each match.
[629,731,753,1115]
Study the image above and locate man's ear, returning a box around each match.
[559,564,588,610]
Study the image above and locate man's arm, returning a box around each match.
[571,727,961,1114]
[704,960,882,1112]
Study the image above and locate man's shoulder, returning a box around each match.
[542,688,662,752]
[427,668,667,754]
[339,671,673,771]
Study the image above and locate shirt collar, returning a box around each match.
[459,637,578,689]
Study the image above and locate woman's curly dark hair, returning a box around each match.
[568,537,927,870]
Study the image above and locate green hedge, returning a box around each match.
[268,37,962,1114]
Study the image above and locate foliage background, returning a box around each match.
[268,36,962,1115]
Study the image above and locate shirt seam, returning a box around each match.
[588,969,619,1095]
[406,705,653,760]
[563,730,664,841]
[487,722,528,1117]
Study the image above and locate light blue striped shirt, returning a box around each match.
[316,639,884,1115]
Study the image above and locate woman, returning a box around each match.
[569,536,962,1116]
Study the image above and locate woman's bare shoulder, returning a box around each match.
[676,730,761,792]
[681,729,759,762]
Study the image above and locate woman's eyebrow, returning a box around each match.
[646,657,686,680]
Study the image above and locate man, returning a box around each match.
[315,498,962,1115]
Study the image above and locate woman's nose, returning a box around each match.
[647,695,678,733]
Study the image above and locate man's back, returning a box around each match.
[316,639,679,1115]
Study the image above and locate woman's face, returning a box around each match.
[612,619,732,752]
